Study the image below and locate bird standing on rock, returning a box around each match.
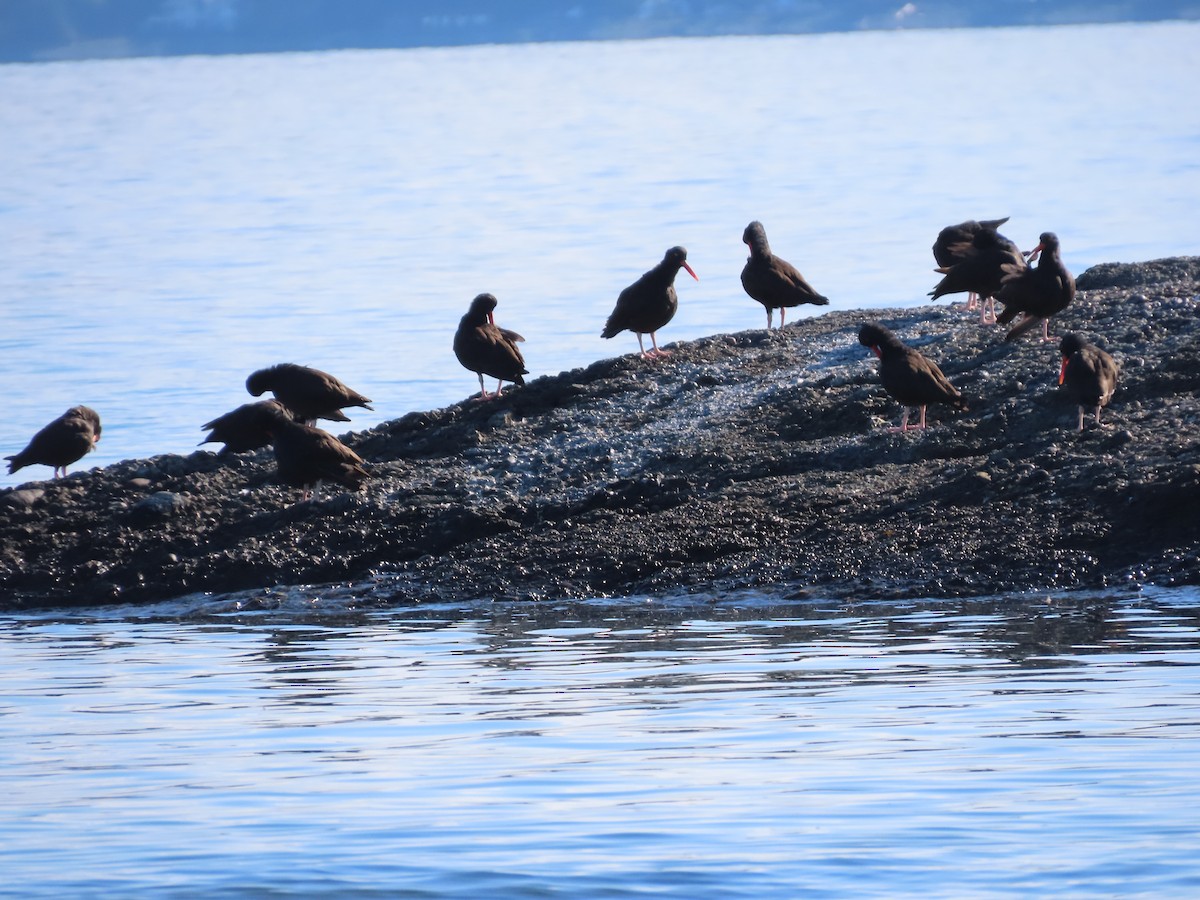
[246,363,373,425]
[858,323,967,432]
[200,399,290,456]
[929,218,1027,325]
[453,293,528,400]
[995,232,1075,342]
[601,246,698,358]
[260,404,368,502]
[740,220,829,329]
[1058,334,1119,431]
[6,405,102,478]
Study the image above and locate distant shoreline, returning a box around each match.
[4,7,1197,65]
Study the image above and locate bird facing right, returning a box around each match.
[858,322,967,432]
[740,220,829,329]
[1058,334,1119,431]
[601,246,698,359]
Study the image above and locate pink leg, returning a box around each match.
[888,408,912,432]
[779,308,786,328]
[978,296,996,325]
[647,332,671,358]
[1077,406,1085,431]
[472,372,492,401]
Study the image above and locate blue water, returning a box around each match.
[3,25,1200,896]
[2,22,1198,489]
[3,587,1200,897]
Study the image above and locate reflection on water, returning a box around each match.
[3,588,1200,897]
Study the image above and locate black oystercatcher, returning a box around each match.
[929,221,1026,325]
[740,221,829,329]
[200,399,290,455]
[932,217,1011,267]
[995,232,1076,342]
[453,293,529,400]
[601,246,698,358]
[858,323,967,432]
[246,363,373,424]
[6,406,102,478]
[261,405,368,502]
[1059,333,1119,431]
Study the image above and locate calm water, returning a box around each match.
[2,587,1200,897]
[3,27,1200,896]
[2,22,1199,489]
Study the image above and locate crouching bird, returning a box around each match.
[453,293,528,400]
[261,405,368,502]
[1058,333,1118,431]
[858,322,967,432]
[6,405,102,478]
[246,363,373,425]
[200,399,290,456]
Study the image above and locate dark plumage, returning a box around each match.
[601,246,698,358]
[200,399,290,456]
[245,363,373,424]
[858,323,967,432]
[995,232,1076,342]
[1059,334,1119,431]
[929,221,1026,324]
[453,293,528,400]
[261,406,368,501]
[740,221,829,329]
[931,217,1011,268]
[6,406,102,478]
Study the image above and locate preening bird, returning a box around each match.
[246,363,373,424]
[6,406,102,478]
[453,293,528,400]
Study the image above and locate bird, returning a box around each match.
[260,405,368,502]
[932,217,1013,267]
[929,221,1027,325]
[200,399,290,456]
[1058,334,1119,431]
[601,246,698,358]
[858,322,967,432]
[740,220,829,329]
[6,405,102,478]
[995,232,1076,342]
[245,363,373,424]
[453,293,528,400]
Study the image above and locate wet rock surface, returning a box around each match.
[3,257,1199,611]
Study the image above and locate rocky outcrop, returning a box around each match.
[2,257,1199,610]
